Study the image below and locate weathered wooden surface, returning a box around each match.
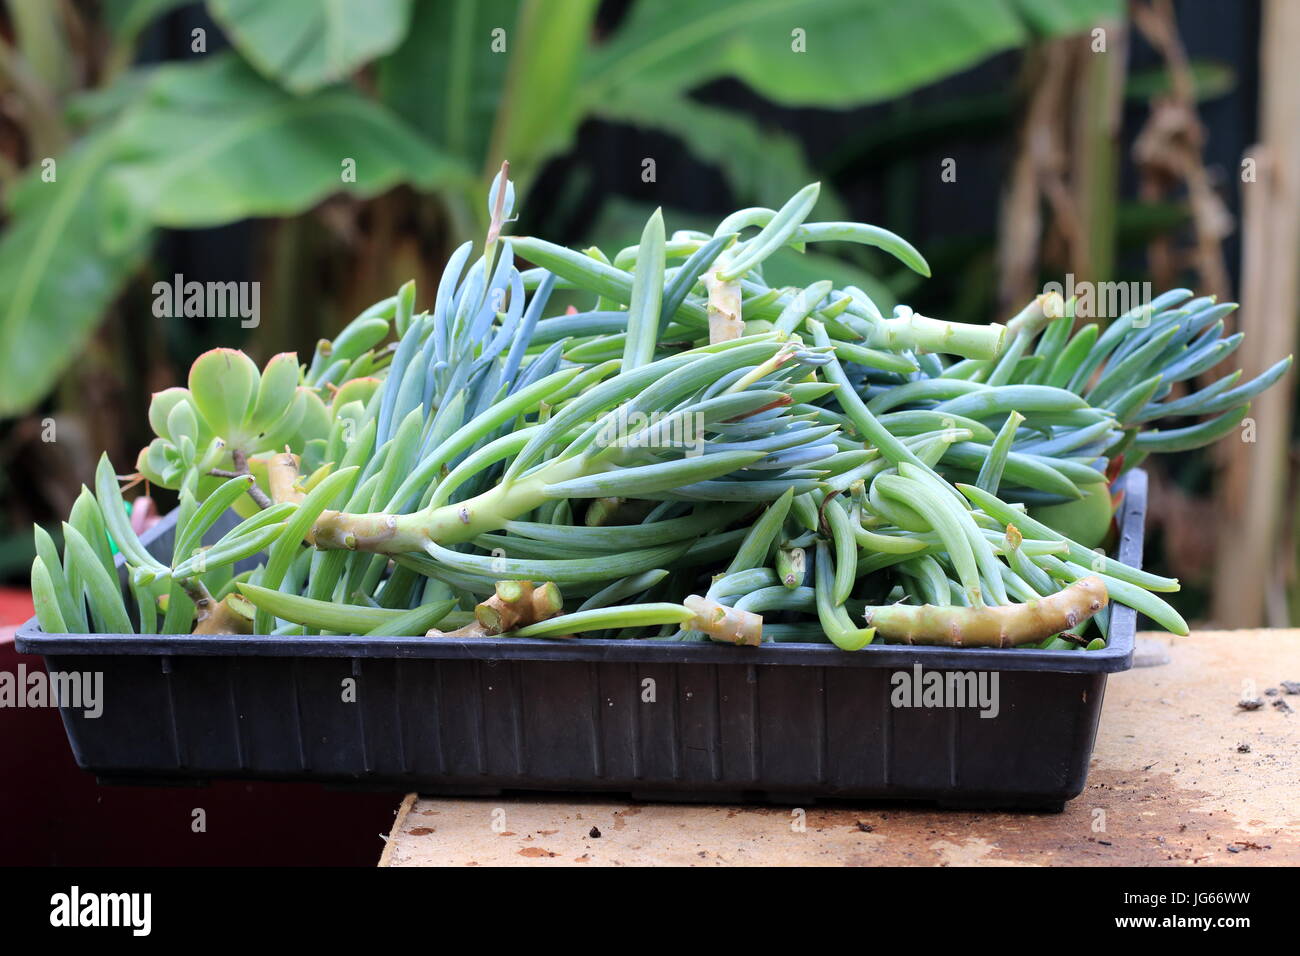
[380,630,1299,866]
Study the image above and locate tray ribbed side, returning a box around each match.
[24,473,1146,809]
[61,650,1104,807]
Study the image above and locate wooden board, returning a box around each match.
[380,630,1300,866]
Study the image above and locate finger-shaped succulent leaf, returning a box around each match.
[34,525,86,632]
[248,351,302,435]
[62,522,133,634]
[488,167,515,223]
[329,318,390,364]
[323,405,362,468]
[331,376,381,415]
[237,583,454,634]
[254,465,359,633]
[31,557,69,634]
[68,488,116,580]
[392,279,416,338]
[188,348,260,441]
[196,436,228,473]
[719,182,820,280]
[94,454,167,573]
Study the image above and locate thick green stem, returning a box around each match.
[1004,292,1064,340]
[864,312,1007,360]
[310,455,590,554]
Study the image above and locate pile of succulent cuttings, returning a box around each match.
[30,167,1291,650]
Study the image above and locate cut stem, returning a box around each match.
[704,251,744,343]
[863,576,1107,647]
[267,451,304,505]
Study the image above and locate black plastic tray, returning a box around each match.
[16,472,1147,810]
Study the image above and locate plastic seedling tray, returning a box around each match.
[16,472,1148,811]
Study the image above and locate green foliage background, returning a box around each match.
[0,0,1119,415]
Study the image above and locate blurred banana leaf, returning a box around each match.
[0,132,151,418]
[593,91,845,220]
[208,0,415,94]
[378,0,601,198]
[102,0,195,45]
[487,0,601,180]
[582,0,1121,108]
[0,55,466,415]
[378,0,529,175]
[102,56,468,228]
[0,0,1119,417]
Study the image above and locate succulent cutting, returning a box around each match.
[30,170,1292,650]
